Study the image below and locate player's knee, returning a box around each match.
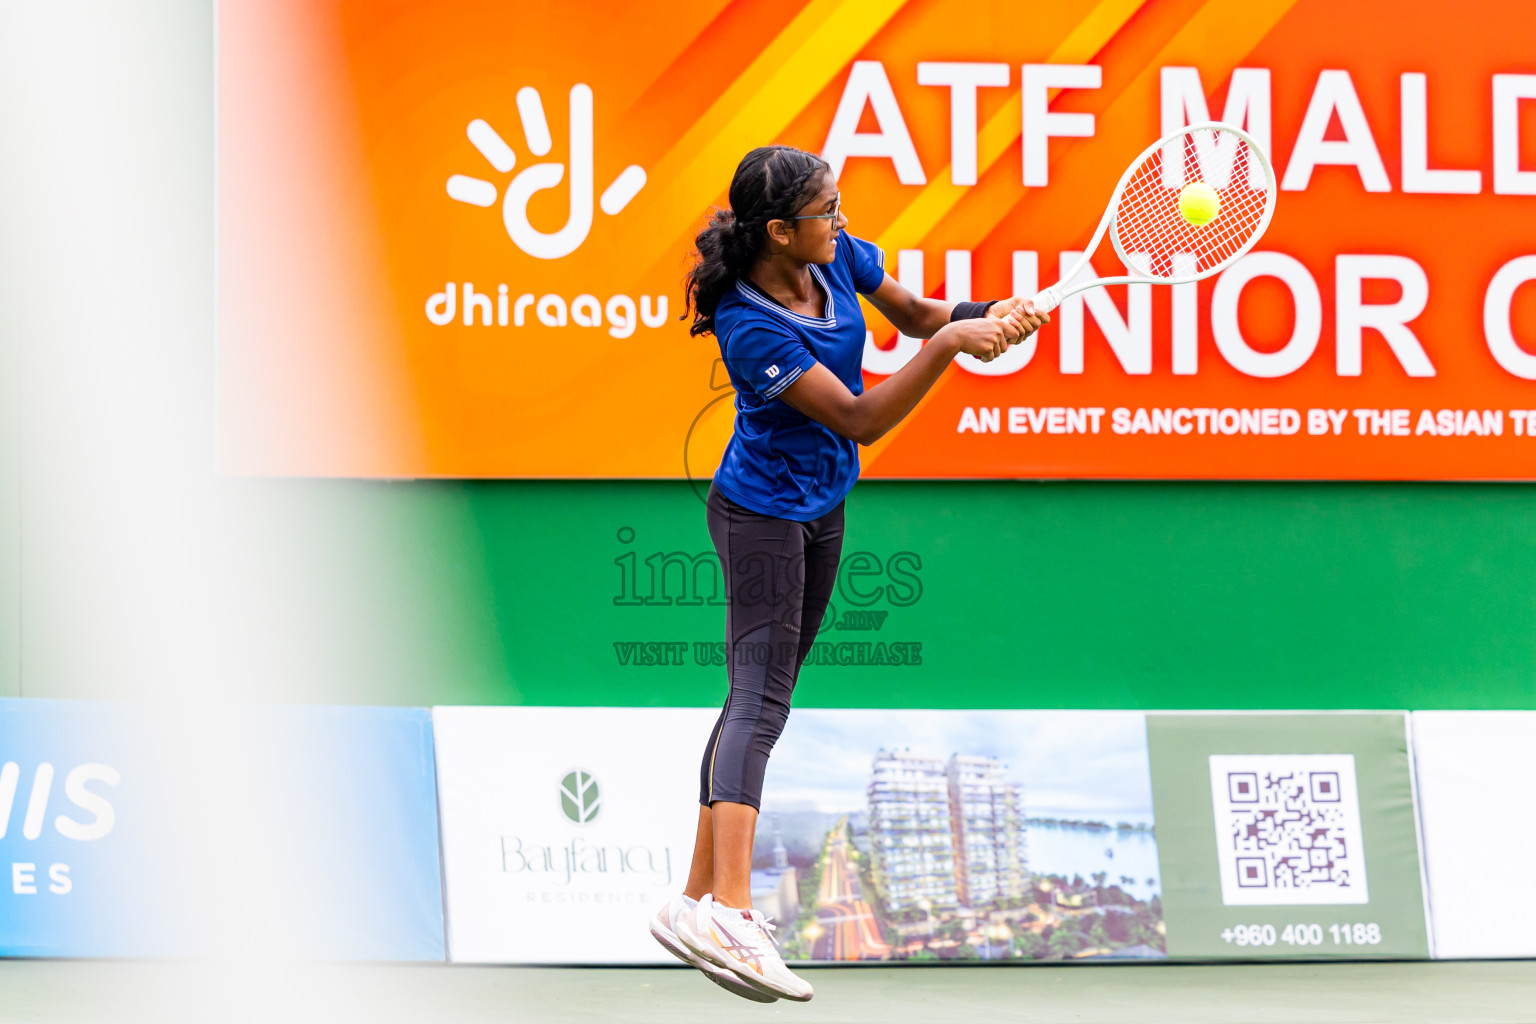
[757,704,792,747]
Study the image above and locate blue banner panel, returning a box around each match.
[249,705,446,961]
[0,700,170,956]
[0,700,445,960]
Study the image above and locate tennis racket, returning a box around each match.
[1029,120,1277,314]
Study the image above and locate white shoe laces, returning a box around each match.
[745,910,783,954]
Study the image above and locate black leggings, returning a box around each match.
[700,484,844,810]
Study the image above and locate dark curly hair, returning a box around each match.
[683,145,831,337]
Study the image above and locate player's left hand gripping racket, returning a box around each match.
[1030,120,1277,314]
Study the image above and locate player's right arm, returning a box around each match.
[864,273,1049,340]
[777,317,1020,446]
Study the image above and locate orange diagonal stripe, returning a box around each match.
[874,0,1152,255]
[615,0,912,269]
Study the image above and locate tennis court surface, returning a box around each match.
[2,960,1533,1023]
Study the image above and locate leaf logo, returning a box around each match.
[560,769,601,825]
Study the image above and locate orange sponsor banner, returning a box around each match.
[218,0,1536,480]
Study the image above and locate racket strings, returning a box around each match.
[1111,129,1269,280]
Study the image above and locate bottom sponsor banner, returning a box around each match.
[433,707,1434,964]
[757,710,1165,962]
[1146,713,1431,959]
[435,707,1168,963]
[0,700,177,957]
[1412,711,1536,959]
[236,705,447,961]
[0,699,446,960]
[433,706,713,963]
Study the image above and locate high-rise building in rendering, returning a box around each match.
[866,750,959,911]
[867,750,1030,913]
[946,755,1028,907]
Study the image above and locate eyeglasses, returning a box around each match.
[787,194,841,222]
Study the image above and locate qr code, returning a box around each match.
[1208,754,1368,906]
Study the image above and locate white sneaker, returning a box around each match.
[676,893,814,1002]
[650,894,777,1003]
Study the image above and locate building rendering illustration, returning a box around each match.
[866,750,1028,913]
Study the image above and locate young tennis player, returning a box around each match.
[648,145,1047,1002]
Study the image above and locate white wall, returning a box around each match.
[1413,711,1536,958]
[0,1,487,705]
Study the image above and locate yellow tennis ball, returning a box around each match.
[1178,182,1220,226]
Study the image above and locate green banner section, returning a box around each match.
[17,479,1536,707]
[434,479,1536,709]
[1147,714,1429,960]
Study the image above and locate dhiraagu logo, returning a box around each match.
[559,769,601,825]
[445,84,646,260]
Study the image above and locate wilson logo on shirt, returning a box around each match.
[765,365,781,378]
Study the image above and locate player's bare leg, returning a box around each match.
[706,801,756,910]
[682,805,713,901]
[683,802,757,908]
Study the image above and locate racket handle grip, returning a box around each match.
[1030,287,1061,315]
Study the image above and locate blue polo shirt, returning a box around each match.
[712,232,887,521]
